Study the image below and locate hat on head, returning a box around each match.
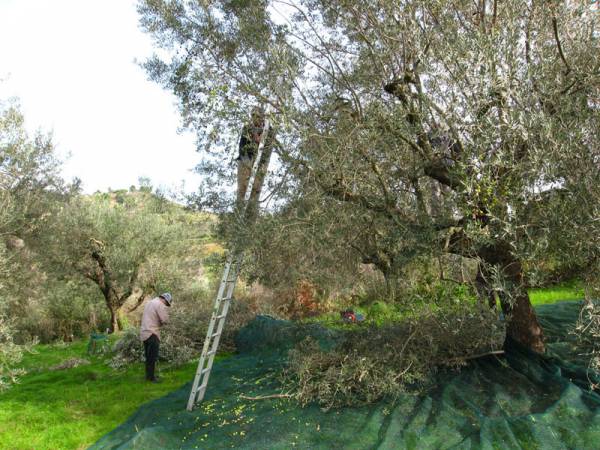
[160,292,173,306]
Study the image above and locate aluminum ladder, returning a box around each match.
[186,115,271,411]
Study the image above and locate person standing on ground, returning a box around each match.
[140,292,172,382]
[236,106,275,216]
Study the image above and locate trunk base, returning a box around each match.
[501,293,545,354]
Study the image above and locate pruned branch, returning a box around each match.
[552,17,571,75]
[445,350,505,365]
[239,393,292,401]
[127,292,147,313]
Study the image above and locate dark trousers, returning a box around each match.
[143,334,160,380]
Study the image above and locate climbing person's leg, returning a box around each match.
[237,156,253,206]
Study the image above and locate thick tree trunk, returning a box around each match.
[477,241,545,353]
[107,304,119,333]
[104,294,122,333]
[500,291,545,353]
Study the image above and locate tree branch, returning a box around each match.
[127,292,147,313]
[552,17,571,75]
[239,393,292,401]
[423,160,462,191]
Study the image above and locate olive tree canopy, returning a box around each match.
[138,0,600,352]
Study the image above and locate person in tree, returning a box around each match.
[140,292,172,382]
[236,106,275,216]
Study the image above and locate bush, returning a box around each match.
[401,279,479,309]
[163,288,255,352]
[0,315,26,390]
[282,303,505,409]
[10,280,109,344]
[109,329,144,369]
[109,328,197,369]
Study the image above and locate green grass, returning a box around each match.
[0,338,222,450]
[529,281,584,305]
[305,281,585,328]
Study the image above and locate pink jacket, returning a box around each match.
[140,297,169,341]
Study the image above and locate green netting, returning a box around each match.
[90,302,600,449]
[87,333,110,355]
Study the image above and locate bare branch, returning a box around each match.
[552,17,571,75]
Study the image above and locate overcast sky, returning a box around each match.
[0,0,201,194]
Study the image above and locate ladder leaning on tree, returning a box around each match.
[186,113,272,411]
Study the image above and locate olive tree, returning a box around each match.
[138,0,600,352]
[44,192,194,332]
[1,99,71,384]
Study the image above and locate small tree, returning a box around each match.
[45,193,192,332]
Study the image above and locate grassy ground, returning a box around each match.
[0,338,222,450]
[305,281,585,328]
[529,280,584,305]
[0,282,584,450]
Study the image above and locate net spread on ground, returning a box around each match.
[91,301,600,449]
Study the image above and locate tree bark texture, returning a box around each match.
[477,241,545,353]
[108,304,119,333]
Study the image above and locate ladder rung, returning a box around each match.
[192,382,208,399]
[215,313,226,320]
[206,349,217,356]
[211,332,221,338]
[201,367,210,375]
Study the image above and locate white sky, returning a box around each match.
[0,0,201,194]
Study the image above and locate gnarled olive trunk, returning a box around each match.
[477,241,545,353]
[501,290,545,353]
[105,294,121,334]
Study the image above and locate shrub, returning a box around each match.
[10,280,109,344]
[0,315,26,390]
[109,329,144,369]
[365,301,398,324]
[163,288,255,352]
[282,303,505,409]
[109,327,197,369]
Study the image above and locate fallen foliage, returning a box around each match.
[283,304,505,409]
[49,357,91,371]
[573,299,600,390]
